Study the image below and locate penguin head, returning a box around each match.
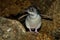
[26,6,37,15]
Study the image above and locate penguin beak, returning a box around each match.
[24,9,34,16]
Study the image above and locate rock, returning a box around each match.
[18,32,54,40]
[0,0,31,17]
[40,0,60,40]
[40,19,54,34]
[0,17,26,40]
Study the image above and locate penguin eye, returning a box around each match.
[29,8,34,12]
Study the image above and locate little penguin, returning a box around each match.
[25,6,41,32]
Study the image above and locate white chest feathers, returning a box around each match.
[25,14,41,29]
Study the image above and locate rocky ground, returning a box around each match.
[0,0,60,40]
